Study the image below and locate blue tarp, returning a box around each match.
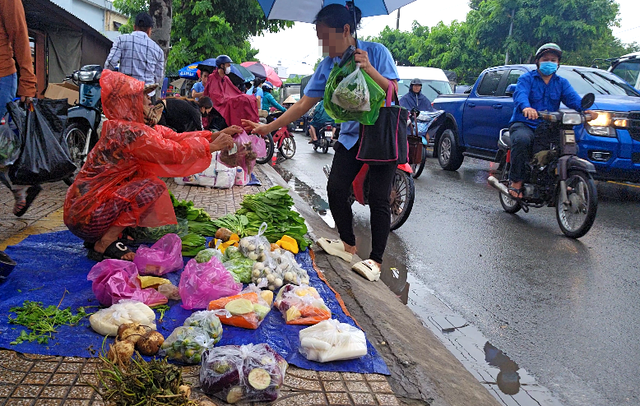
[0,231,389,375]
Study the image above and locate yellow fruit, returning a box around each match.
[286,306,301,322]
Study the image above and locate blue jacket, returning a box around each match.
[399,90,433,112]
[261,92,286,112]
[511,69,583,128]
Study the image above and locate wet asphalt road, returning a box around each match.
[275,132,640,406]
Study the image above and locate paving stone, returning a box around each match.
[345,381,370,393]
[367,380,394,394]
[349,392,378,405]
[326,392,354,405]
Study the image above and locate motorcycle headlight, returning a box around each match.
[77,71,96,82]
[584,111,626,137]
[562,112,582,125]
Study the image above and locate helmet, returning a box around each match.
[262,81,274,90]
[535,43,562,61]
[410,78,422,86]
[216,55,233,67]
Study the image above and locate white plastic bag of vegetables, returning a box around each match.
[160,325,216,364]
[331,64,371,112]
[299,319,367,363]
[200,343,288,404]
[238,222,271,261]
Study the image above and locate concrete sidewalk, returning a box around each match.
[0,166,499,406]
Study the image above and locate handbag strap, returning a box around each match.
[385,82,399,107]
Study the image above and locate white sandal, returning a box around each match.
[351,259,381,282]
[317,238,353,263]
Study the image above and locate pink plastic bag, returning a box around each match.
[218,131,265,177]
[87,259,168,307]
[133,233,184,276]
[179,257,242,310]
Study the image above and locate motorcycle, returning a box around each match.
[407,109,445,179]
[256,111,296,164]
[488,93,598,238]
[312,122,337,154]
[323,162,415,231]
[62,64,103,185]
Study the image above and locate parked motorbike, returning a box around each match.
[312,122,336,154]
[62,64,103,185]
[256,111,296,164]
[407,109,445,179]
[323,163,415,231]
[488,93,598,238]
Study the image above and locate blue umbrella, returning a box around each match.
[180,60,255,82]
[178,61,202,79]
[257,0,416,23]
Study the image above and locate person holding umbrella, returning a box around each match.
[215,55,233,79]
[243,3,399,279]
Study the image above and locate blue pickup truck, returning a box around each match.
[432,64,640,182]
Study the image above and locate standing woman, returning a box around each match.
[243,4,399,279]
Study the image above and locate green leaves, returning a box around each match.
[8,300,91,345]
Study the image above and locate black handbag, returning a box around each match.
[356,84,408,165]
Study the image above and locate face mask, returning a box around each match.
[143,103,164,126]
[539,61,558,76]
[225,66,231,75]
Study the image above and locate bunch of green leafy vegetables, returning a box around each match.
[8,300,91,345]
[170,191,219,237]
[181,233,206,257]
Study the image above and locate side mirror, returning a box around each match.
[581,93,595,110]
[505,84,516,97]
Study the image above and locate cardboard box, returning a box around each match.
[44,82,79,105]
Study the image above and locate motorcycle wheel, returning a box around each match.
[410,146,427,179]
[321,138,329,154]
[63,122,89,186]
[390,169,415,231]
[256,133,275,164]
[279,136,296,159]
[556,170,598,238]
[498,159,521,214]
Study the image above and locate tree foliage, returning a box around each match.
[112,0,292,73]
[367,0,639,84]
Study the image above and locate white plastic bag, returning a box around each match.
[299,319,367,362]
[88,299,156,336]
[331,64,371,112]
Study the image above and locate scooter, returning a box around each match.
[62,64,103,185]
[488,93,598,238]
[407,109,445,179]
[256,111,296,164]
[323,162,415,231]
[312,122,336,154]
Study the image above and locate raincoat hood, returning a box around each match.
[100,70,145,123]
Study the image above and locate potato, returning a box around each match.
[108,340,135,364]
[117,323,150,344]
[215,227,233,242]
[135,331,165,356]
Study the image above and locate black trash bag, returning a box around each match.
[8,99,76,185]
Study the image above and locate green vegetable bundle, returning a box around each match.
[181,233,206,257]
[8,300,90,345]
[223,258,254,284]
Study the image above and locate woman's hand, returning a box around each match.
[221,125,244,135]
[210,133,234,152]
[242,119,271,136]
[354,49,372,73]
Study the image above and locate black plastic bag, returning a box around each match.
[8,99,76,185]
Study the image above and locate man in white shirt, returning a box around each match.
[104,12,164,92]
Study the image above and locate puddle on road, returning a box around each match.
[273,164,563,405]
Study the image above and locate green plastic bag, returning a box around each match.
[324,59,385,125]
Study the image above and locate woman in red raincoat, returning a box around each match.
[64,70,239,261]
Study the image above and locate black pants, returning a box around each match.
[508,122,535,183]
[327,141,396,264]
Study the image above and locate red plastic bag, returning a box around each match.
[179,257,242,310]
[133,233,184,276]
[87,259,168,307]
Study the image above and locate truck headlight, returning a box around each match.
[584,111,628,137]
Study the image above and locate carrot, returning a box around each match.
[208,292,261,329]
[286,305,331,325]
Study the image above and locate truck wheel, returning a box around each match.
[437,129,464,171]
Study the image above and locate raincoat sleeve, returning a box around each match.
[126,127,212,177]
[155,125,212,142]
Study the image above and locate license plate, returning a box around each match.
[564,130,575,144]
[324,130,333,138]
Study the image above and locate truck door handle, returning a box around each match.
[493,104,503,109]
[467,102,476,108]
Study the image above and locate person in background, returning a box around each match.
[156,96,214,133]
[104,12,164,97]
[243,4,399,280]
[191,69,210,100]
[0,0,41,217]
[215,55,233,80]
[261,82,286,113]
[399,78,434,112]
[308,100,335,144]
[249,78,264,115]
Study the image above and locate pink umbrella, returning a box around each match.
[240,62,283,87]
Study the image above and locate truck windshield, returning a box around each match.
[397,79,453,101]
[558,68,640,97]
[611,60,640,89]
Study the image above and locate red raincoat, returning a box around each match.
[64,70,213,242]
[204,72,259,127]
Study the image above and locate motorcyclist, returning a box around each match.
[308,100,335,144]
[261,81,286,113]
[399,78,434,112]
[215,55,233,80]
[508,43,597,199]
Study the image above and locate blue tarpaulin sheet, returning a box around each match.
[0,231,389,375]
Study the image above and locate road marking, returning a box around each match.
[605,181,640,189]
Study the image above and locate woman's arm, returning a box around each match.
[243,95,320,135]
[355,49,397,92]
